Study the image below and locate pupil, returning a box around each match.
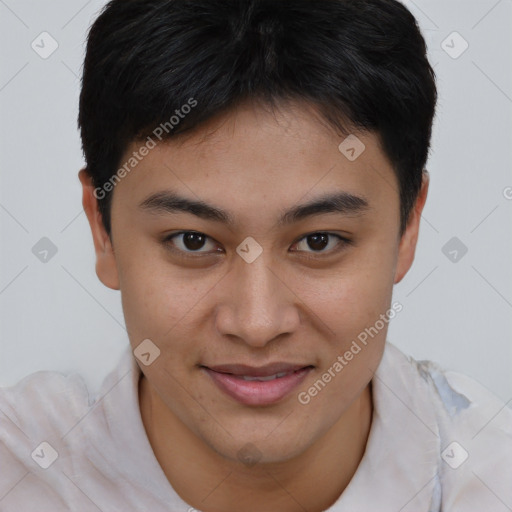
[184,232,205,251]
[308,233,328,251]
[181,233,329,252]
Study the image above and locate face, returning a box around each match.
[80,99,426,465]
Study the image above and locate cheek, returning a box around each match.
[289,252,396,345]
[120,268,191,338]
[118,249,222,349]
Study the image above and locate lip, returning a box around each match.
[206,362,308,377]
[202,364,314,406]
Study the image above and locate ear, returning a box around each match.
[78,168,120,290]
[394,171,429,284]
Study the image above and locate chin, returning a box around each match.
[202,425,317,467]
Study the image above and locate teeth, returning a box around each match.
[241,371,289,382]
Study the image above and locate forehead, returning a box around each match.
[112,100,399,229]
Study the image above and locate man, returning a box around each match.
[1,0,511,511]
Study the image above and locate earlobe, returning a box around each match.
[78,169,120,290]
[394,171,430,284]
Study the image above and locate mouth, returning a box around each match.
[201,363,314,406]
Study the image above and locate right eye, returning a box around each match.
[162,231,223,256]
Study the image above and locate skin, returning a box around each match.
[79,99,428,512]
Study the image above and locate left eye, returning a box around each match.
[291,232,346,253]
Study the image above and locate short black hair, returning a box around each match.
[78,0,437,236]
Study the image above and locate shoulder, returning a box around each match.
[405,346,512,438]
[0,371,91,464]
[0,369,92,501]
[383,342,512,510]
[381,341,511,427]
[0,368,92,441]
[0,349,143,510]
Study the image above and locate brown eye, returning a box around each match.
[305,233,329,251]
[292,232,349,254]
[163,231,221,254]
[182,232,206,251]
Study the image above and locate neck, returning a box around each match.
[139,377,373,512]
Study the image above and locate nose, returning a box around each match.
[214,253,300,348]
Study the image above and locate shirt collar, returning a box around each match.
[328,342,441,511]
[99,341,442,511]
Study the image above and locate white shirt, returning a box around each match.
[1,341,511,512]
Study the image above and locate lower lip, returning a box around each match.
[203,367,313,406]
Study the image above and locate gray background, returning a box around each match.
[1,0,511,402]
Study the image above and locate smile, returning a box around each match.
[202,365,314,406]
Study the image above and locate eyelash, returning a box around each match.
[161,230,351,259]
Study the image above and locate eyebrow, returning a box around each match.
[139,189,370,227]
